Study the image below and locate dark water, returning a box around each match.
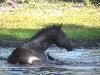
[0,47,100,75]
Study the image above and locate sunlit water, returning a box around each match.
[0,47,100,75]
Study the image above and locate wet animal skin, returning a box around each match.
[7,25,73,65]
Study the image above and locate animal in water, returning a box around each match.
[7,25,73,65]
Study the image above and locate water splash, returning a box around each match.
[0,47,100,75]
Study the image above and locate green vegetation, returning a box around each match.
[1,0,100,6]
[0,2,100,42]
[89,0,100,6]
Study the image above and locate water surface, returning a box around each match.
[0,47,100,75]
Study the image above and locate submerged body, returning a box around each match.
[7,25,73,65]
[7,47,48,65]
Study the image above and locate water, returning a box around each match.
[0,47,100,75]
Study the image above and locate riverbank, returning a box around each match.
[0,2,100,48]
[0,39,100,49]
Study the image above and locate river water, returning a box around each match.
[0,47,100,75]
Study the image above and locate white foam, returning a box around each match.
[28,56,39,64]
